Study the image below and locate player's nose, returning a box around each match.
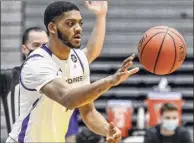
[74,23,82,33]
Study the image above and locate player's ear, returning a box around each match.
[48,22,56,34]
[21,45,28,55]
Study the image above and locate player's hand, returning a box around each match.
[109,54,139,86]
[85,1,108,17]
[106,122,121,143]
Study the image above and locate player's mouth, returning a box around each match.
[73,34,81,40]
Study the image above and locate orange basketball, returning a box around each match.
[138,26,187,75]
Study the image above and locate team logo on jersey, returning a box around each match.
[71,54,77,63]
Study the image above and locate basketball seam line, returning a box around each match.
[139,32,166,62]
[148,27,186,49]
[153,27,170,74]
[138,28,167,54]
[167,33,177,74]
[168,29,186,49]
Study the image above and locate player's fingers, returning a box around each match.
[84,1,91,8]
[91,1,98,6]
[108,122,115,130]
[117,72,126,76]
[121,54,135,67]
[120,61,133,72]
[127,67,139,76]
[101,1,108,6]
[113,132,120,139]
[113,132,121,141]
[106,137,115,143]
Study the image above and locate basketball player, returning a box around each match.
[6,1,139,143]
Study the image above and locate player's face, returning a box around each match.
[22,31,48,56]
[56,10,83,49]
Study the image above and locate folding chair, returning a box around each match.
[0,67,20,134]
[0,69,12,134]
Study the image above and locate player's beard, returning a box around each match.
[57,28,81,49]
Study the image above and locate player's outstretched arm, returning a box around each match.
[82,1,107,64]
[79,103,122,143]
[41,54,139,109]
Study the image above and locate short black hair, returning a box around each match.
[44,1,80,32]
[22,27,45,44]
[160,103,178,115]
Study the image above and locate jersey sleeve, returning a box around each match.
[20,55,61,93]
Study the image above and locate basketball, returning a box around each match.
[138,26,187,75]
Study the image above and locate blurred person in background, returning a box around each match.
[144,103,192,143]
[21,27,48,61]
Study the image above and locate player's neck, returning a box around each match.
[47,39,70,60]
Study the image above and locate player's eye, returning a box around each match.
[79,22,83,26]
[67,21,75,27]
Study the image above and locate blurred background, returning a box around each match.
[1,0,193,142]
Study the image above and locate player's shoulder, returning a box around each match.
[26,44,54,62]
[145,124,160,135]
[72,49,88,63]
[23,46,56,72]
[72,48,84,56]
[28,46,50,58]
[176,126,190,134]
